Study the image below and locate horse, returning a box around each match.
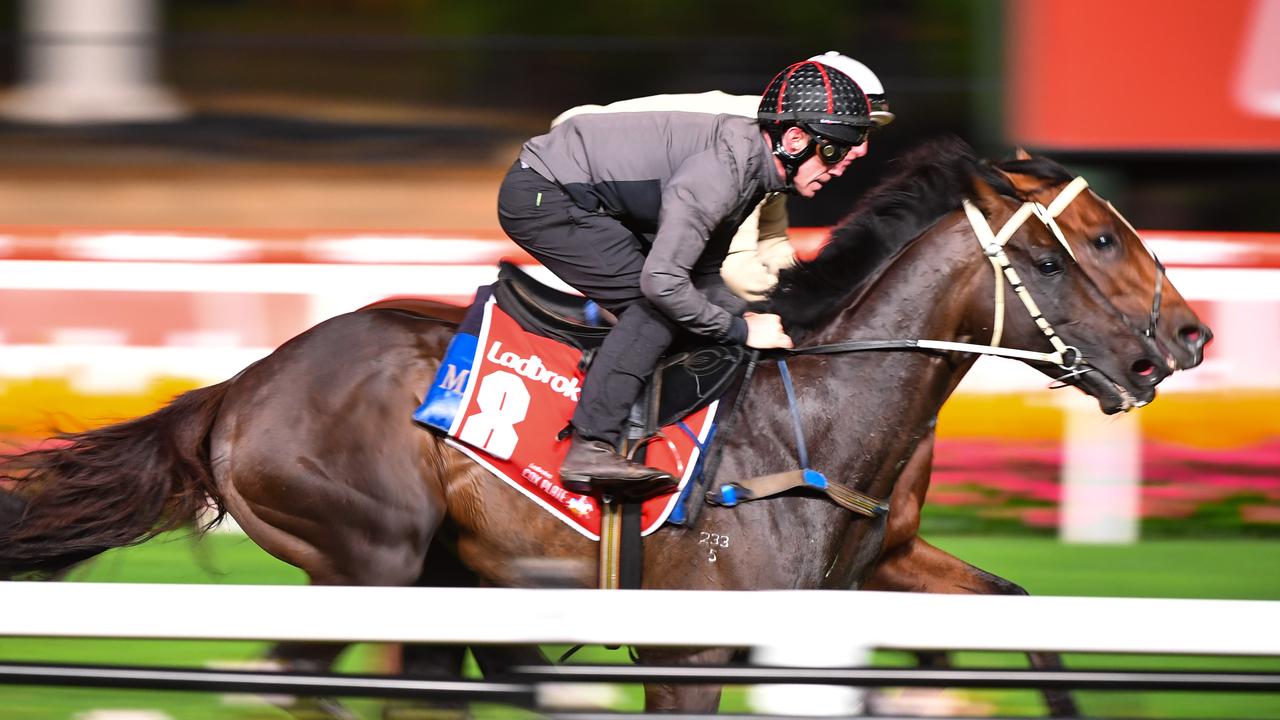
[380,146,1213,718]
[853,147,1211,716]
[0,138,1198,715]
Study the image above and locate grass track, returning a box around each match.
[0,533,1277,718]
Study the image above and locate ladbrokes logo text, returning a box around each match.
[486,341,581,401]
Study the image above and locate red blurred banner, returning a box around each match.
[1007,0,1280,151]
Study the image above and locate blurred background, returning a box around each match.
[0,1,1277,718]
[1,0,1276,537]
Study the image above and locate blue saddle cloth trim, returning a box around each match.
[667,419,716,525]
[413,285,493,432]
[413,332,479,431]
[676,421,704,449]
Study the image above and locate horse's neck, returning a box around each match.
[746,213,991,589]
[706,214,991,592]
[799,212,989,498]
[827,214,990,345]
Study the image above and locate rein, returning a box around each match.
[784,179,1093,370]
[702,176,1169,522]
[783,175,1167,371]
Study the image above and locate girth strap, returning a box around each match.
[778,360,810,469]
[676,350,760,528]
[709,359,889,519]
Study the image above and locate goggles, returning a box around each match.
[813,133,860,165]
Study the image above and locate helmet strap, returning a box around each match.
[771,130,815,187]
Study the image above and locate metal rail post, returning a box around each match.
[2,0,185,123]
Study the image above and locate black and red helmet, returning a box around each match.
[757,60,873,145]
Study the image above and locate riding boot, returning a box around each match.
[560,432,677,500]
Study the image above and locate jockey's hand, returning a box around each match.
[744,312,794,349]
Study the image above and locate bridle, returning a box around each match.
[786,175,1167,374]
[703,176,1169,523]
[1103,196,1167,342]
[700,176,1168,523]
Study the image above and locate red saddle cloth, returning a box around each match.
[419,295,716,540]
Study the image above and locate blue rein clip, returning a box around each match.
[802,468,829,490]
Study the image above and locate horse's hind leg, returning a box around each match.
[387,537,550,719]
[863,536,1079,718]
[213,449,446,720]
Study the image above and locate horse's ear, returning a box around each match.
[995,154,1036,194]
[969,175,1008,217]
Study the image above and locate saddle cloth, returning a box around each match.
[414,279,734,540]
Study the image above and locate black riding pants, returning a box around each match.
[497,162,745,446]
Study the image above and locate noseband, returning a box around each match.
[963,177,1089,369]
[964,175,1168,370]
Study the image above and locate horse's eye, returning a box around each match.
[1094,233,1116,250]
[1036,259,1063,276]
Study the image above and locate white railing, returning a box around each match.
[2,583,1277,716]
[2,583,1276,653]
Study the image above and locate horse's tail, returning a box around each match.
[0,382,231,578]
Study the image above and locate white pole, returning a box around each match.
[1058,393,1142,544]
[749,644,868,716]
[1,0,185,123]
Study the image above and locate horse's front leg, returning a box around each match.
[638,647,736,713]
[863,536,1080,718]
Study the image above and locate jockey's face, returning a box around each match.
[787,128,866,198]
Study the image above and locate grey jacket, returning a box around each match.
[519,112,786,343]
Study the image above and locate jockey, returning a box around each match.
[498,60,874,499]
[549,52,894,302]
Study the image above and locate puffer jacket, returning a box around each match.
[519,111,786,342]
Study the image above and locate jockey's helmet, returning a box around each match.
[808,51,894,127]
[757,60,873,147]
[758,60,872,183]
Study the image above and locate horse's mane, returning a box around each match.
[764,136,1028,334]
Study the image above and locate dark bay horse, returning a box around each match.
[854,148,1211,716]
[0,139,1196,714]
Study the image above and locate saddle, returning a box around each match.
[493,261,745,430]
[414,264,880,588]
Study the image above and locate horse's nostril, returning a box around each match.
[1179,325,1211,346]
[1132,359,1157,377]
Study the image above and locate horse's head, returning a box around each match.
[964,176,1172,414]
[766,137,1194,415]
[994,149,1213,370]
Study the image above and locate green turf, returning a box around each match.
[929,536,1280,599]
[904,537,1280,718]
[1,533,1278,718]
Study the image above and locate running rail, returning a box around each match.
[0,583,1277,656]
